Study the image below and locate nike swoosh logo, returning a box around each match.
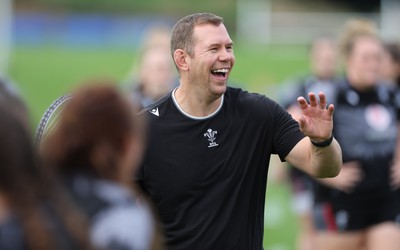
[150,107,159,116]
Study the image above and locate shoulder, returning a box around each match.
[139,91,172,115]
[226,87,278,108]
[226,87,283,120]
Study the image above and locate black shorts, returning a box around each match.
[313,188,400,232]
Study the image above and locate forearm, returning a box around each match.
[309,137,342,178]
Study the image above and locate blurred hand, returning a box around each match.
[296,92,334,142]
[390,161,400,190]
[317,161,363,193]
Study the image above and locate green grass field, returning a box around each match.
[9,44,309,250]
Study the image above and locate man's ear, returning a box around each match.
[173,49,189,71]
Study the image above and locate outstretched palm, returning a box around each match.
[296,92,334,142]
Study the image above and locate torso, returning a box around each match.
[138,87,304,250]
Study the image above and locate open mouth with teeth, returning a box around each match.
[211,68,229,80]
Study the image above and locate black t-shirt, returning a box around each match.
[137,87,304,250]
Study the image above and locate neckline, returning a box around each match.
[171,87,224,120]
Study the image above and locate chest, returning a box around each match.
[334,93,398,160]
[142,114,270,195]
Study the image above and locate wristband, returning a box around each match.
[310,135,333,148]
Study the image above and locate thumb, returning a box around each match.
[298,115,306,132]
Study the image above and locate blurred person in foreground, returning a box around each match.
[137,12,342,250]
[0,106,93,250]
[278,36,339,250]
[125,24,177,108]
[312,19,400,250]
[41,82,162,250]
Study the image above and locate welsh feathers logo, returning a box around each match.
[204,128,219,148]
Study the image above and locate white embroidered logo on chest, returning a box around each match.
[204,128,219,148]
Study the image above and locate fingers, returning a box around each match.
[297,115,306,132]
[297,92,332,110]
[296,96,308,110]
[327,104,335,116]
[308,92,318,107]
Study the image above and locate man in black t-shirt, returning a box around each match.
[137,13,342,250]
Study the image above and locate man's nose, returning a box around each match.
[219,49,233,61]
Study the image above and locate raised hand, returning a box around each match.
[296,92,334,142]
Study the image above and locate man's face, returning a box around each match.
[186,23,235,97]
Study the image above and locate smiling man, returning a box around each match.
[137,13,342,250]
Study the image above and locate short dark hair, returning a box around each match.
[170,13,223,57]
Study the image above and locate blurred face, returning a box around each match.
[186,23,235,97]
[311,40,337,79]
[140,48,175,100]
[346,37,383,89]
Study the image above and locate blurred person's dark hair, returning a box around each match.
[42,80,144,184]
[338,18,380,59]
[0,106,92,250]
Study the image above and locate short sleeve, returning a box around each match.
[271,103,305,161]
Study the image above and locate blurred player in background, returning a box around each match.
[125,24,177,108]
[278,36,339,250]
[41,82,162,250]
[312,19,400,250]
[381,41,400,87]
[0,106,93,250]
[381,41,400,209]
